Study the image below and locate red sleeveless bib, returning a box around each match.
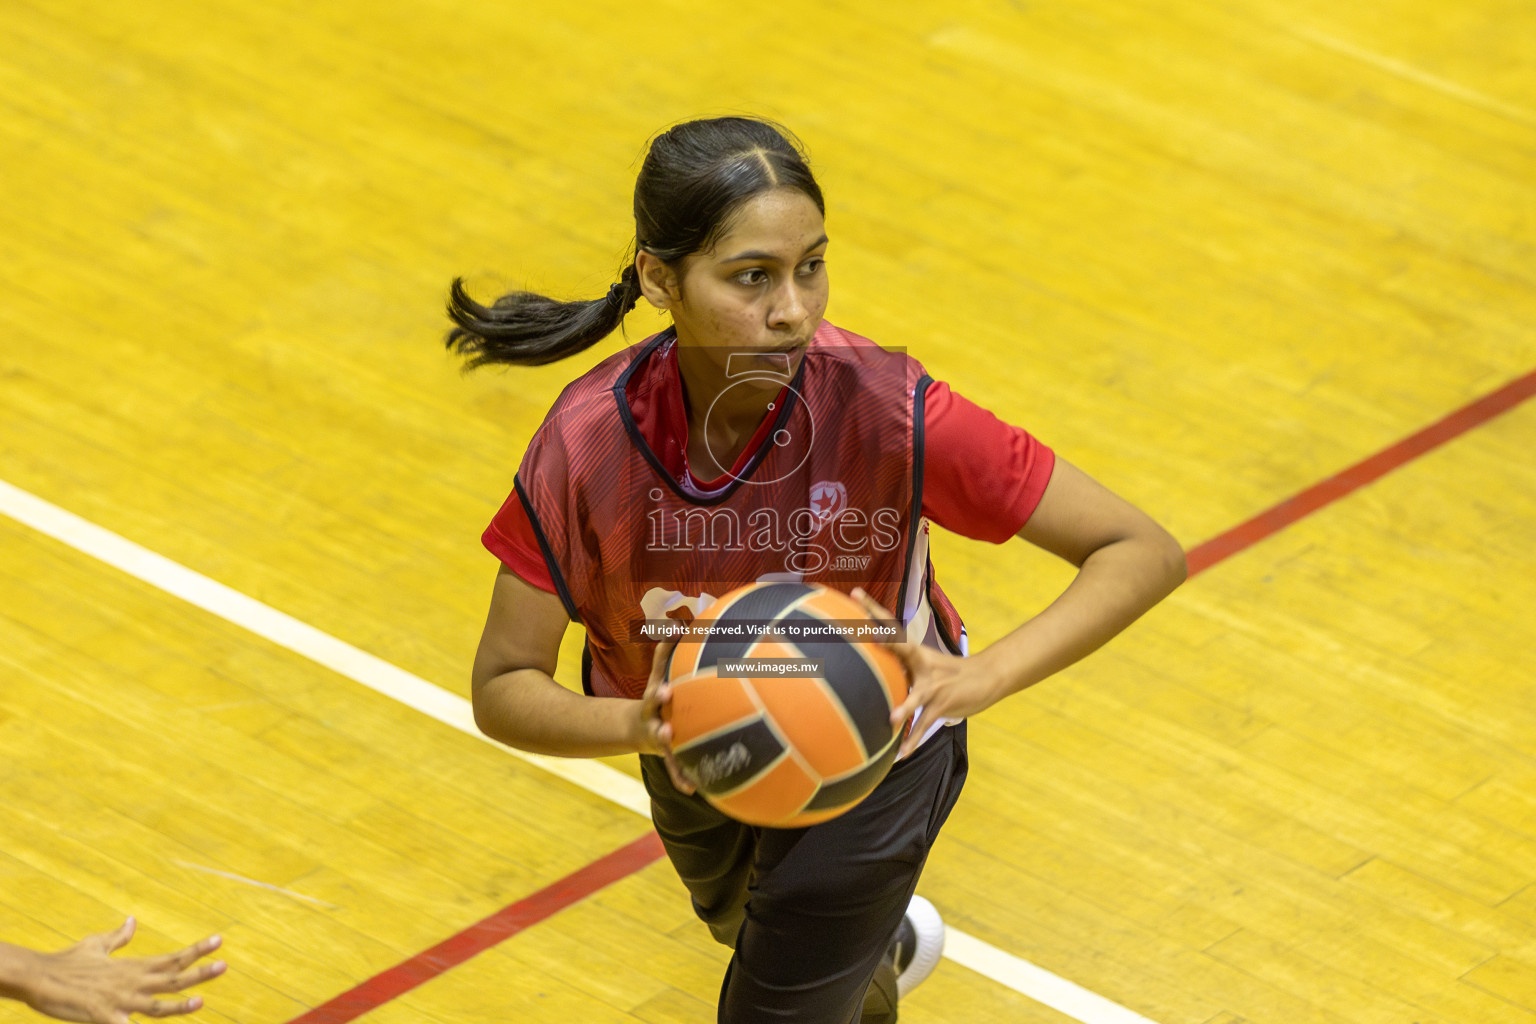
[516,321,967,698]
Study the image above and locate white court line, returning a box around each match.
[0,478,1160,1024]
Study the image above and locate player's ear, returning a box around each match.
[637,250,681,310]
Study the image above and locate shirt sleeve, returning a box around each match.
[919,380,1056,543]
[482,483,560,594]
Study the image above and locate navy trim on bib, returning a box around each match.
[611,330,808,507]
[896,375,933,620]
[515,474,582,623]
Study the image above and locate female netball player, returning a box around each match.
[446,116,1185,1024]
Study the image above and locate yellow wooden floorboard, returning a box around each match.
[934,786,1497,1018]
[933,863,1350,1024]
[939,404,1536,1021]
[0,805,337,1021]
[899,965,1115,1024]
[628,987,721,1024]
[922,400,1536,1023]
[1201,928,1462,1024]
[0,522,660,1018]
[1463,956,1536,1021]
[0,520,636,869]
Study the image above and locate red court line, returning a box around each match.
[283,367,1536,1023]
[1186,368,1536,576]
[285,831,665,1024]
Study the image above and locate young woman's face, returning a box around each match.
[668,187,829,368]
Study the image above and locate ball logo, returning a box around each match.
[806,480,848,538]
[693,741,752,787]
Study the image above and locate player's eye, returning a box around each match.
[798,257,825,276]
[734,268,769,286]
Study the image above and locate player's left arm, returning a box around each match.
[867,456,1186,755]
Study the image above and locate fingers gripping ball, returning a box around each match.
[662,582,909,827]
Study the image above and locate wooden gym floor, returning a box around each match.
[1,1,1533,1022]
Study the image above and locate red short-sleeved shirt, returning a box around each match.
[485,340,1055,592]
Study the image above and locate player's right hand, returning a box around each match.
[638,637,697,794]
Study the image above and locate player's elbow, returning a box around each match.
[470,666,526,743]
[469,673,501,739]
[1152,526,1188,595]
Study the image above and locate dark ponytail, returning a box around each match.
[446,116,823,369]
[445,262,641,369]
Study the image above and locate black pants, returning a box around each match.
[641,722,969,1024]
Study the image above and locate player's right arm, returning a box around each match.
[471,565,677,763]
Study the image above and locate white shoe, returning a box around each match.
[891,894,945,998]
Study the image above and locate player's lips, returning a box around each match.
[759,338,809,354]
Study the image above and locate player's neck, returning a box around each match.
[675,348,778,439]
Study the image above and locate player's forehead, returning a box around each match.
[709,188,827,264]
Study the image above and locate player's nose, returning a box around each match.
[767,279,807,331]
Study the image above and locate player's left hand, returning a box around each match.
[852,588,1007,758]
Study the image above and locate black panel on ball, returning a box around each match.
[694,582,811,671]
[802,732,901,811]
[781,610,891,757]
[673,716,788,795]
